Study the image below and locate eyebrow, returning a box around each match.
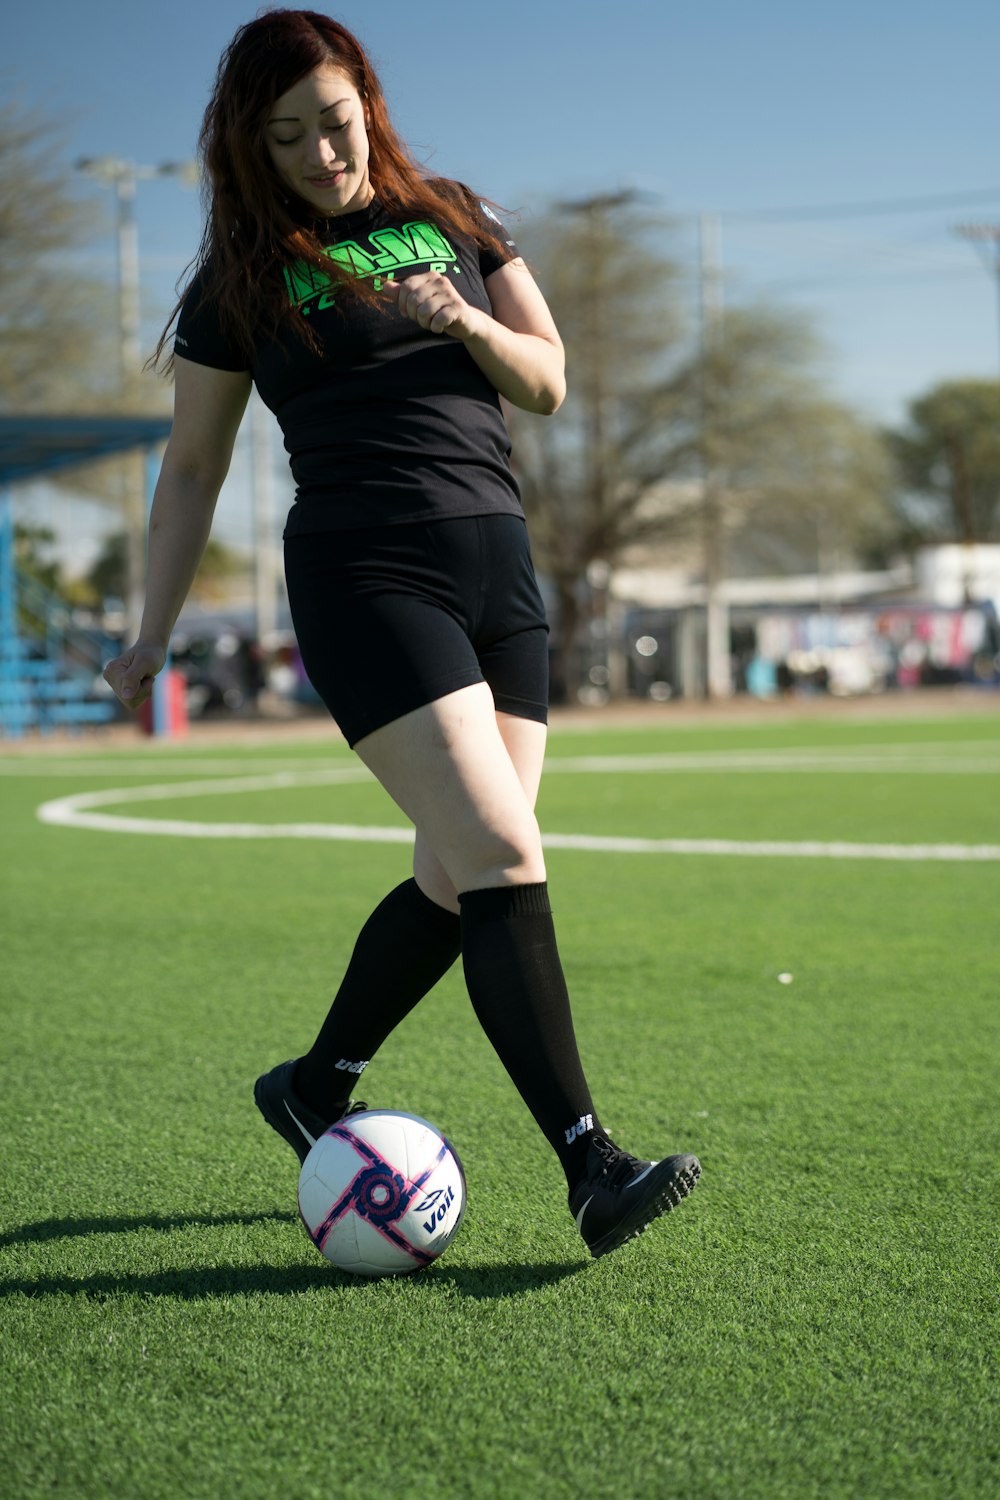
[268,98,351,124]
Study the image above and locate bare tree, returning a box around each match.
[0,97,117,410]
[509,196,695,695]
[0,94,176,633]
[509,199,894,697]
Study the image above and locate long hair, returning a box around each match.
[153,9,506,369]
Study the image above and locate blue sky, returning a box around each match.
[5,0,1000,549]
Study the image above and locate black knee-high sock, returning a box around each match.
[458,882,601,1187]
[295,879,461,1117]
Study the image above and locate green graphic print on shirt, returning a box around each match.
[284,221,460,314]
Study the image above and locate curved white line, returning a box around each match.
[34,768,1000,861]
[37,766,368,811]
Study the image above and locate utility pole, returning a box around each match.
[954,223,1000,379]
[74,158,197,635]
[553,190,639,701]
[698,212,731,699]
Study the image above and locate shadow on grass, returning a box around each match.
[0,1211,584,1300]
[0,1209,296,1249]
[0,1261,583,1301]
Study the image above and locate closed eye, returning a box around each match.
[272,122,349,147]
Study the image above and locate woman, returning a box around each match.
[103,9,700,1260]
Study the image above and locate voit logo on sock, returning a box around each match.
[565,1113,593,1145]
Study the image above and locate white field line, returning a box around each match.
[34,763,1000,862]
[544,751,1000,774]
[6,740,1000,777]
[545,834,1000,861]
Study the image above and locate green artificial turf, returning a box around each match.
[1,709,998,1499]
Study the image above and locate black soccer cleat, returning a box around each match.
[254,1058,368,1166]
[568,1134,701,1260]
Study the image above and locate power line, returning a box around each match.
[750,266,986,296]
[721,187,1000,224]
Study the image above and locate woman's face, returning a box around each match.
[265,64,372,216]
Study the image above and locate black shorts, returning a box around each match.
[284,514,550,747]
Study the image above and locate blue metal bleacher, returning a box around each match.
[0,413,172,739]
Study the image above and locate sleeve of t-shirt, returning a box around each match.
[173,266,249,372]
[476,200,520,278]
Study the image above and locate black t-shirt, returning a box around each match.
[174,196,525,534]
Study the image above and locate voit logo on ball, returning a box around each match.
[414,1184,458,1236]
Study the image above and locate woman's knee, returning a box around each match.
[356,686,548,890]
[414,810,545,897]
[450,816,547,892]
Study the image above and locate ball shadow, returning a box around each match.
[0,1210,586,1300]
[0,1209,295,1250]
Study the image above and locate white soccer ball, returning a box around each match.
[298,1110,467,1277]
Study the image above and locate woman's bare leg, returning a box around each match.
[411,706,548,912]
[355,683,548,894]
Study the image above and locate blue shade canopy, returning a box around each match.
[0,415,172,484]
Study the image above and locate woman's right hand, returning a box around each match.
[103,642,167,711]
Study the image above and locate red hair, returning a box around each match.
[154,9,506,368]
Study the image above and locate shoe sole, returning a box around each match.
[586,1155,701,1260]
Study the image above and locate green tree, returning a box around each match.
[735,398,896,575]
[887,379,1000,544]
[85,530,129,604]
[697,317,896,575]
[190,536,248,604]
[14,523,63,594]
[85,531,247,608]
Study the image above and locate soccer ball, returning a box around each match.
[297,1110,466,1277]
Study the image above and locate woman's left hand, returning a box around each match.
[386,260,566,415]
[385,273,485,340]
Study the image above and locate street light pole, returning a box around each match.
[75,157,199,387]
[113,170,140,383]
[74,158,198,638]
[698,212,731,700]
[553,190,639,702]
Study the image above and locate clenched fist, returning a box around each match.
[385,273,486,341]
[103,642,166,711]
